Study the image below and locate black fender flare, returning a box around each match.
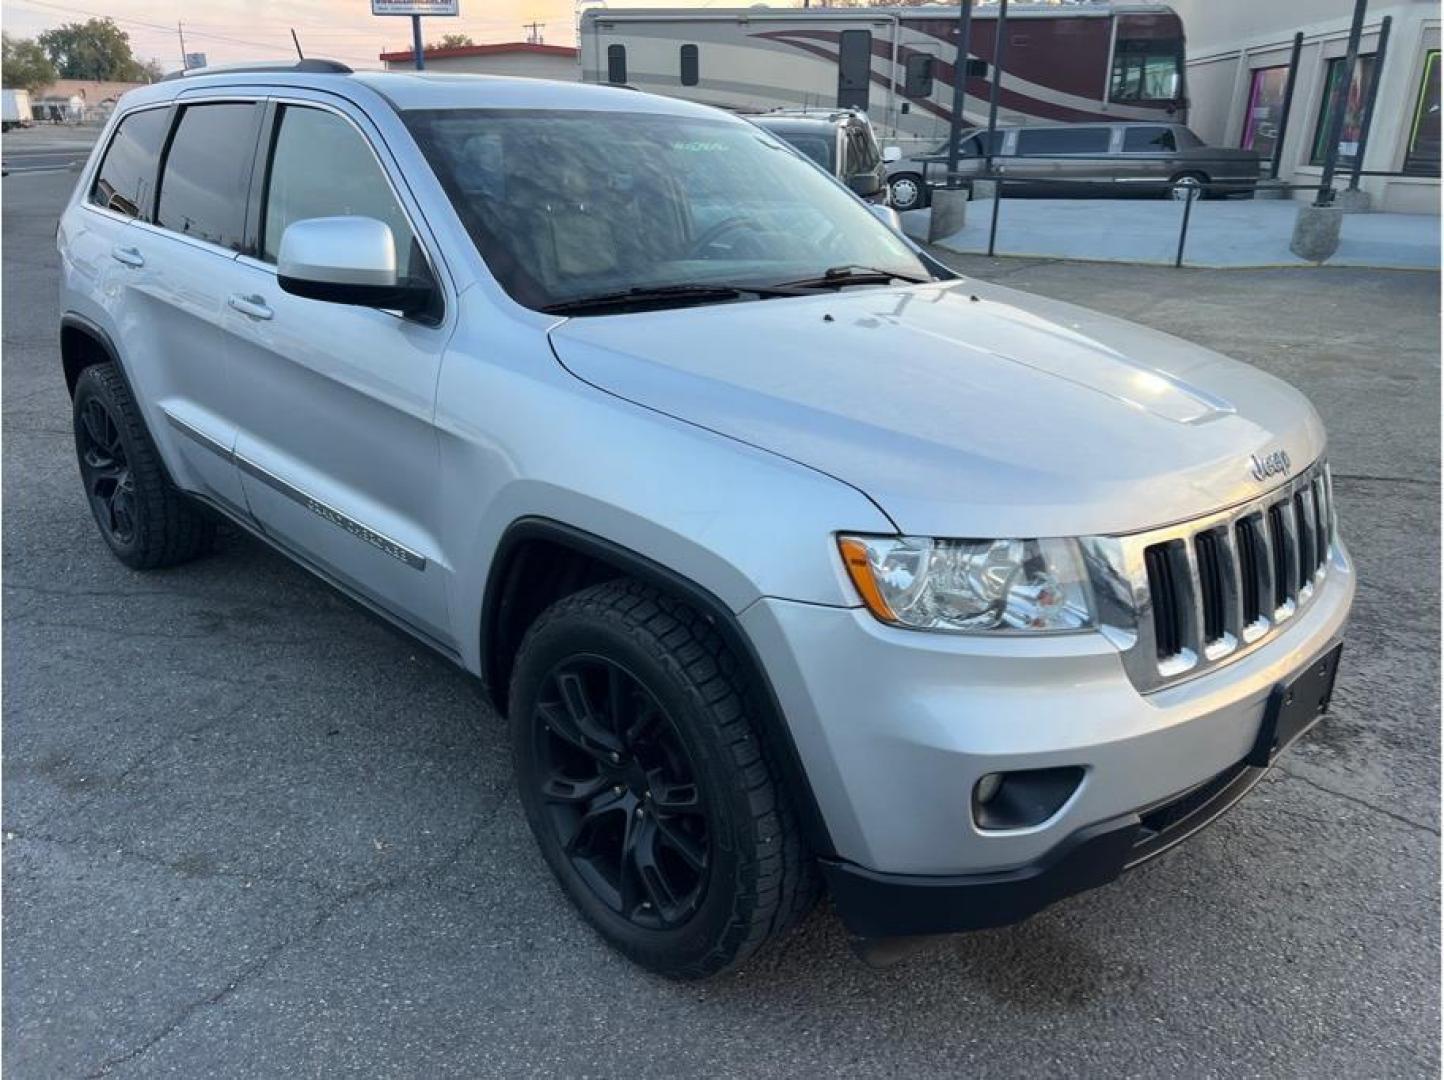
[482,516,837,859]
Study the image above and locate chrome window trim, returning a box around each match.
[1083,458,1335,694]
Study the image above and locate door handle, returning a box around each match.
[110,245,144,268]
[227,294,274,321]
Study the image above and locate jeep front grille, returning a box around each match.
[1084,459,1336,693]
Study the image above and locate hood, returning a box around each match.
[547,280,1325,538]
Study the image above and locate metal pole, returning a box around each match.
[1348,14,1390,190]
[984,0,1008,174]
[1269,32,1304,181]
[177,21,188,69]
[944,0,975,189]
[1315,0,1368,206]
[1174,183,1195,267]
[412,15,426,71]
[987,179,1002,255]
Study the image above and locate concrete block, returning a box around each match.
[970,179,998,201]
[928,187,968,242]
[1289,203,1343,263]
[1333,187,1374,213]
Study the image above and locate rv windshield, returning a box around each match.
[405,108,929,313]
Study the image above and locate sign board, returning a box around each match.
[372,1,459,14]
[184,52,207,70]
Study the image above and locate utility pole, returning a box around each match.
[177,21,188,69]
[944,0,975,189]
[524,21,546,44]
[412,14,425,70]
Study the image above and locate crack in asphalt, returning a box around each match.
[1274,768,1441,836]
[81,804,499,1078]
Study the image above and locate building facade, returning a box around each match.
[379,41,579,81]
[1173,0,1439,213]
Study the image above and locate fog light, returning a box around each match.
[972,766,1085,831]
[974,773,1003,805]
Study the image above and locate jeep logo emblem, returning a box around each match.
[1249,449,1292,482]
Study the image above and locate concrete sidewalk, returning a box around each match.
[904,196,1440,270]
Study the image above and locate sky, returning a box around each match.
[0,0,706,73]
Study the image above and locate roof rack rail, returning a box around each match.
[160,58,352,82]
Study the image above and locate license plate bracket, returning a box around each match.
[1247,643,1343,767]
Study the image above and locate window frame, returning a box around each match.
[679,43,699,87]
[84,103,177,225]
[607,44,627,85]
[245,97,447,322]
[150,96,266,255]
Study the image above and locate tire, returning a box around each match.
[72,362,215,570]
[509,579,819,979]
[1169,171,1207,201]
[889,172,927,211]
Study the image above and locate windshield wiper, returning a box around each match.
[541,282,812,316]
[772,264,933,291]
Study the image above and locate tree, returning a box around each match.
[428,33,475,49]
[38,18,151,82]
[2,33,57,92]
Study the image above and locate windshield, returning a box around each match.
[405,108,929,312]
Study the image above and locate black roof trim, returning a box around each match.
[161,59,352,82]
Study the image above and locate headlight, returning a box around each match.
[837,535,1096,633]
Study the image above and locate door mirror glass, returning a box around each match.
[847,172,883,197]
[277,216,431,314]
[882,145,902,163]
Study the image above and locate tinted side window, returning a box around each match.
[1016,127,1110,155]
[1123,126,1176,152]
[156,102,261,250]
[262,105,418,279]
[90,107,171,220]
[904,54,934,98]
[680,44,698,87]
[607,44,627,84]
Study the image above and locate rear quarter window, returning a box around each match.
[90,107,172,220]
[155,102,262,251]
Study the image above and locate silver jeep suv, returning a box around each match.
[59,62,1353,978]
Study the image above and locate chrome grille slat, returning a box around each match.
[1101,458,1334,694]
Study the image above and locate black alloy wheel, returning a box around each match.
[531,654,710,929]
[76,394,138,547]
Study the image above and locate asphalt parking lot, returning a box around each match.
[4,166,1439,1077]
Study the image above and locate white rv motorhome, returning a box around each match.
[580,4,1188,150]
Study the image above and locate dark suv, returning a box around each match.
[752,109,898,204]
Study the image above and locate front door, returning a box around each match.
[224,98,454,645]
[838,30,872,111]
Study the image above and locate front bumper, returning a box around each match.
[740,540,1354,934]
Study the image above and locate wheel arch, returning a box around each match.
[481,516,837,858]
[61,311,127,399]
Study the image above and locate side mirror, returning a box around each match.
[869,204,903,232]
[277,216,432,315]
[882,146,902,163]
[846,173,884,198]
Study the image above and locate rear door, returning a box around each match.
[224,96,454,644]
[1119,124,1176,190]
[111,97,263,512]
[837,29,872,111]
[1012,126,1112,195]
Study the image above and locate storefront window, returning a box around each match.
[1309,54,1376,166]
[1241,65,1289,161]
[1403,50,1440,177]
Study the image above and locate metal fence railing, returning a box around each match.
[912,157,1434,267]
